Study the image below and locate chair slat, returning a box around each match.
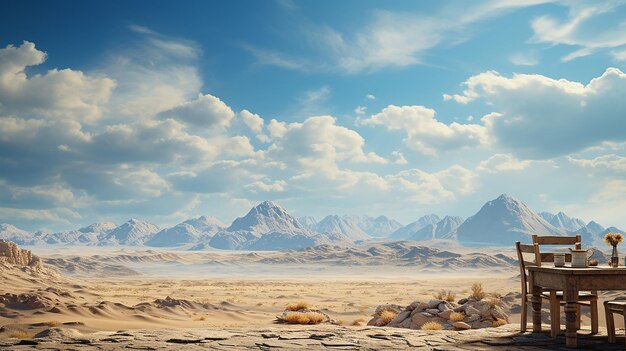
[532,235,579,245]
[539,252,573,263]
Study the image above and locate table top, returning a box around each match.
[528,265,626,275]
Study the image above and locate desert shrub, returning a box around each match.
[487,295,502,308]
[351,317,366,326]
[379,310,398,325]
[492,318,507,327]
[449,311,465,322]
[44,320,61,327]
[421,321,444,330]
[195,315,207,321]
[335,319,344,326]
[434,290,456,303]
[282,311,326,325]
[286,301,311,311]
[9,330,32,339]
[470,282,486,301]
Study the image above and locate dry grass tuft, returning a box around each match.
[351,317,366,326]
[44,320,61,327]
[434,290,456,303]
[487,295,502,308]
[335,319,344,326]
[492,318,507,327]
[282,311,326,325]
[470,282,486,301]
[379,310,398,325]
[9,330,33,339]
[195,315,207,321]
[449,311,465,322]
[421,321,444,330]
[286,301,311,311]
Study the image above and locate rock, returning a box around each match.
[367,317,381,326]
[452,321,472,330]
[477,321,494,329]
[457,298,469,305]
[491,306,508,321]
[438,302,451,311]
[465,306,480,316]
[34,328,85,339]
[438,310,452,320]
[387,310,411,327]
[410,312,431,329]
[428,299,444,309]
[373,304,404,315]
[465,314,480,323]
[426,309,440,315]
[0,240,43,269]
[474,301,492,317]
[398,318,412,328]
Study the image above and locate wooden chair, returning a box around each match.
[516,239,598,337]
[604,300,626,347]
[531,235,599,337]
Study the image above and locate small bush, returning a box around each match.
[470,282,486,301]
[449,311,465,322]
[44,320,61,327]
[282,311,326,325]
[434,290,456,303]
[421,321,444,330]
[351,317,366,326]
[335,319,344,326]
[9,330,32,339]
[379,310,398,325]
[195,315,207,321]
[492,318,507,327]
[487,296,502,308]
[286,301,311,311]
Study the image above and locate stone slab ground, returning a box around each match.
[1,324,624,350]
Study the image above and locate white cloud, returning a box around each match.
[267,115,386,167]
[159,94,235,130]
[477,154,533,173]
[446,68,626,158]
[239,109,264,133]
[509,52,539,66]
[530,1,626,61]
[391,151,408,165]
[245,179,287,193]
[366,94,376,100]
[362,105,489,156]
[567,154,626,172]
[612,48,626,61]
[0,42,115,123]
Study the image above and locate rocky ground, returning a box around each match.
[1,324,624,350]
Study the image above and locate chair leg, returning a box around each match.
[605,302,615,343]
[575,303,581,329]
[520,297,527,332]
[623,306,626,348]
[550,292,559,338]
[590,300,598,334]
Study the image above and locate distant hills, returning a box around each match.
[1,194,622,249]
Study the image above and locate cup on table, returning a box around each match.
[554,253,566,267]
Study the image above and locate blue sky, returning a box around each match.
[1,0,626,231]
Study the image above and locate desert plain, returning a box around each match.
[2,242,625,350]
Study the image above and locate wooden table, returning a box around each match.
[527,265,626,348]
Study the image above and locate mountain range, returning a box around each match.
[0,194,622,249]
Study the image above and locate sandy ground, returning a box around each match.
[1,245,623,339]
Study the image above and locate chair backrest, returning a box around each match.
[515,241,538,296]
[531,234,580,267]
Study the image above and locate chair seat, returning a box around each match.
[540,291,597,300]
[605,300,626,313]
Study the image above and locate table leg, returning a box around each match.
[531,279,542,332]
[563,282,578,348]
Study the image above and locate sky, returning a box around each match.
[1,0,626,232]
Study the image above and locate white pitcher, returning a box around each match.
[569,248,594,268]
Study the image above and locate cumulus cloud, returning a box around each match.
[362,105,489,156]
[267,115,387,167]
[477,154,533,173]
[0,42,115,122]
[239,109,264,133]
[446,68,626,158]
[158,94,235,129]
